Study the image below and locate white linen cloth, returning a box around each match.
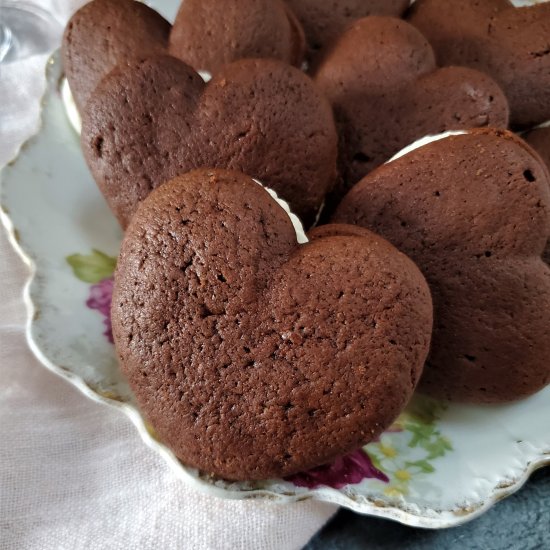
[0,1,338,548]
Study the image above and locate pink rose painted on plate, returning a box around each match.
[286,449,389,489]
[86,277,114,343]
[66,249,117,344]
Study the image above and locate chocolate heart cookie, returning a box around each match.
[314,16,509,199]
[334,129,550,403]
[112,168,433,480]
[62,0,170,111]
[285,0,409,66]
[81,55,337,228]
[169,0,305,75]
[408,0,550,128]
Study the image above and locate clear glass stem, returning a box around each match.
[0,22,13,63]
[0,3,62,64]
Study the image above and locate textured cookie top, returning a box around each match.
[62,0,170,111]
[81,55,337,228]
[408,0,550,128]
[285,0,409,66]
[169,0,305,74]
[112,169,433,480]
[314,16,509,201]
[334,129,550,403]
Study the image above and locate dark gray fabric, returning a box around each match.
[306,467,550,550]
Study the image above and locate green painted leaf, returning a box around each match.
[407,396,448,424]
[422,436,453,459]
[405,459,435,473]
[66,249,117,283]
[406,423,436,447]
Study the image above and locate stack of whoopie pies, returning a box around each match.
[62,0,550,481]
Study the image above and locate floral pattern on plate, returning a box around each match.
[67,249,116,343]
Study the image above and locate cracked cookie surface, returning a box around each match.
[112,169,432,480]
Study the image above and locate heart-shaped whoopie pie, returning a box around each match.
[285,0,409,66]
[334,129,550,404]
[81,55,337,228]
[314,17,509,200]
[62,0,170,112]
[169,0,305,75]
[112,168,433,480]
[408,0,550,128]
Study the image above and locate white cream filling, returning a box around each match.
[61,78,82,135]
[253,180,308,244]
[387,130,469,164]
[198,70,212,83]
[61,78,307,243]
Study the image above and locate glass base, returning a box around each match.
[0,2,62,63]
